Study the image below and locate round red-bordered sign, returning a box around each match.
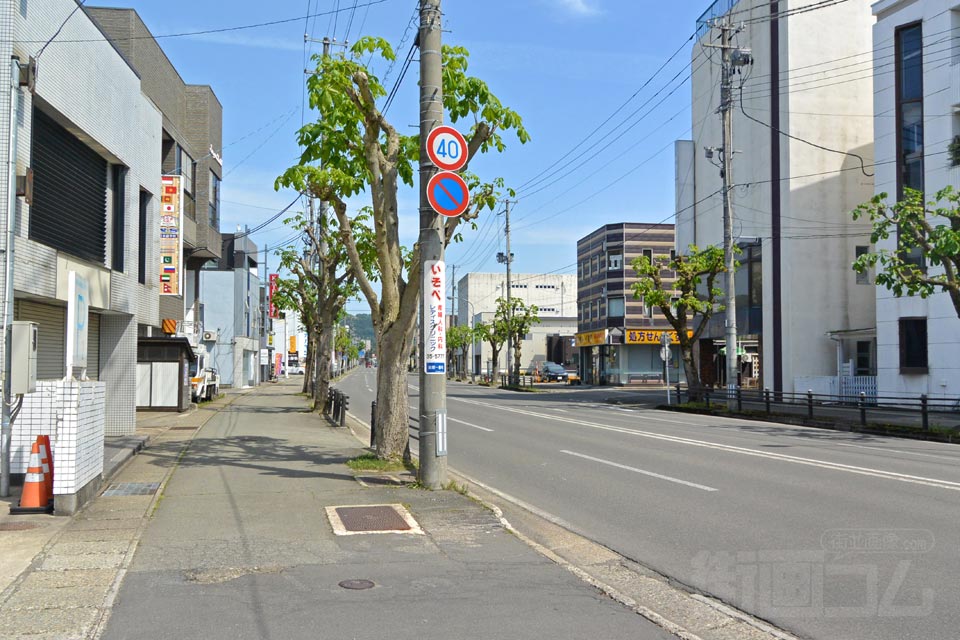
[426,126,468,172]
[427,171,470,218]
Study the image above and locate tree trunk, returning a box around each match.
[315,308,336,413]
[301,347,312,394]
[680,341,704,402]
[489,346,502,382]
[374,321,414,461]
[306,334,318,397]
[513,339,522,381]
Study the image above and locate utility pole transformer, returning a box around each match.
[417,0,447,490]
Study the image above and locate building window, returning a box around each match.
[643,297,653,318]
[607,296,625,318]
[592,255,599,275]
[607,252,622,271]
[111,165,127,272]
[896,23,925,270]
[175,145,195,195]
[856,340,873,376]
[898,317,928,373]
[594,300,600,319]
[670,249,677,262]
[855,246,870,284]
[138,190,150,284]
[209,171,221,228]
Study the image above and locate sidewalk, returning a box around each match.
[0,379,676,640]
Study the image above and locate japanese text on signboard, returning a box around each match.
[159,176,183,296]
[423,260,446,374]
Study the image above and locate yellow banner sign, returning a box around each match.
[625,329,691,345]
[575,329,607,347]
[289,336,297,353]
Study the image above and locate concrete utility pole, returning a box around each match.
[314,37,331,395]
[417,0,447,490]
[498,200,514,384]
[713,18,751,409]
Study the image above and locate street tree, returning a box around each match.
[277,37,527,461]
[852,186,960,319]
[273,209,375,411]
[631,245,731,401]
[495,297,540,381]
[475,318,508,382]
[446,324,474,379]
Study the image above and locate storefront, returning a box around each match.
[577,327,690,386]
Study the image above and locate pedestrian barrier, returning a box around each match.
[10,438,53,514]
[326,388,350,428]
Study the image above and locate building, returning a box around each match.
[88,7,224,345]
[576,223,685,386]
[199,233,262,388]
[675,0,877,395]
[456,272,577,376]
[870,0,960,400]
[0,1,166,510]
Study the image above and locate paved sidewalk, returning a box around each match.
[1,379,675,640]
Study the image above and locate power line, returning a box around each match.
[35,0,86,59]
[382,40,416,116]
[232,195,303,239]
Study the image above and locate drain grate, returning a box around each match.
[326,504,423,536]
[0,522,45,532]
[103,482,161,497]
[170,426,198,431]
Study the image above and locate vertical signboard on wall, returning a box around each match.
[422,260,446,374]
[159,175,183,296]
[268,273,279,318]
[65,271,89,375]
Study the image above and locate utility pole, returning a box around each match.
[314,37,331,398]
[497,200,513,384]
[262,243,270,384]
[417,0,446,490]
[712,17,751,409]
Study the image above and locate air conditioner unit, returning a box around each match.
[202,331,218,342]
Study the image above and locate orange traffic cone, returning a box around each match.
[37,437,53,504]
[10,441,53,514]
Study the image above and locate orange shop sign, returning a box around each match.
[625,329,692,345]
[575,330,607,348]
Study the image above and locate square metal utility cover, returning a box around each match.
[326,504,424,536]
[103,482,161,497]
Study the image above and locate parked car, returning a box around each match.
[540,362,568,382]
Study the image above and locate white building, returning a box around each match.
[1,1,163,511]
[457,272,577,376]
[676,0,877,395]
[870,0,960,400]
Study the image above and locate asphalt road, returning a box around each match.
[338,368,960,640]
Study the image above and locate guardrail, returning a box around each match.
[673,384,960,431]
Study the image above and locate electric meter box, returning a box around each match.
[11,321,38,395]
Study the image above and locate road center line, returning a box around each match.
[561,450,718,492]
[835,442,960,462]
[451,397,960,492]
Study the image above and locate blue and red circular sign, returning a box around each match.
[426,126,468,172]
[427,171,470,218]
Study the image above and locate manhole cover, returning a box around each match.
[103,482,161,497]
[0,522,45,531]
[339,579,375,590]
[326,504,423,536]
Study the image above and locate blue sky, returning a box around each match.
[89,0,709,313]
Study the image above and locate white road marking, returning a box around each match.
[561,450,718,492]
[451,397,960,492]
[836,442,960,462]
[449,417,494,432]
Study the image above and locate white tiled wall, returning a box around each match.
[12,381,105,495]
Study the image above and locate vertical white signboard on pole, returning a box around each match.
[65,271,89,378]
[423,259,446,374]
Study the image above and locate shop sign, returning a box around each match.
[575,329,607,348]
[159,175,183,296]
[625,329,692,345]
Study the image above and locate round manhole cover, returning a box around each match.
[338,579,375,590]
[0,522,45,532]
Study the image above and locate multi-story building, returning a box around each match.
[456,272,577,376]
[88,7,224,345]
[576,223,684,386]
[0,1,166,510]
[869,0,960,400]
[200,232,262,387]
[675,0,877,395]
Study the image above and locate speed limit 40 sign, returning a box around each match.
[426,126,468,172]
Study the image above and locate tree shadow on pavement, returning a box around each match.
[139,435,360,482]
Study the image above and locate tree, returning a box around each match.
[495,297,540,381]
[475,319,508,381]
[273,209,374,411]
[852,186,960,319]
[277,38,527,461]
[446,324,474,380]
[631,245,731,401]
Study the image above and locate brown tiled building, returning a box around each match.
[576,223,683,385]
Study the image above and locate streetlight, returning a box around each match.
[449,296,477,383]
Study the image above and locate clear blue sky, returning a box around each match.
[89,0,710,313]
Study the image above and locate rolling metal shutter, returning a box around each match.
[15,300,66,380]
[13,302,100,380]
[29,108,107,264]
